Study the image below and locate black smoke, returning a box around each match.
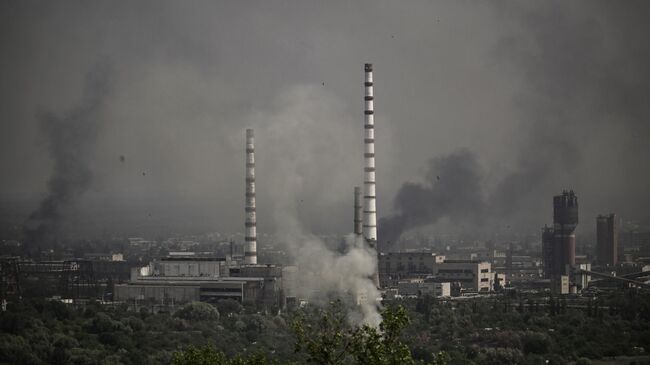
[380,2,650,246]
[379,149,485,247]
[488,1,650,219]
[23,62,113,255]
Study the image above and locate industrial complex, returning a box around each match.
[2,63,650,312]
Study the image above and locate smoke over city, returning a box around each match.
[251,86,380,325]
[379,1,650,245]
[23,62,113,253]
[1,1,649,236]
[379,150,485,247]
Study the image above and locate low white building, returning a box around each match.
[432,260,493,293]
[397,278,450,297]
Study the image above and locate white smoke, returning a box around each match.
[247,84,382,326]
[285,229,381,327]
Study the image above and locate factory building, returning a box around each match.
[114,256,283,307]
[542,225,554,279]
[541,190,579,279]
[540,190,582,293]
[150,257,226,277]
[431,260,493,294]
[597,213,619,266]
[230,264,284,308]
[379,252,494,294]
[378,252,444,287]
[397,278,450,297]
[553,190,579,275]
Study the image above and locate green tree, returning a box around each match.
[292,301,447,365]
[175,302,220,322]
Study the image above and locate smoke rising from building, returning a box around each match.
[379,149,485,247]
[287,231,381,326]
[23,62,113,253]
[249,85,381,325]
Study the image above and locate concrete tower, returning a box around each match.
[363,63,377,246]
[553,190,578,275]
[597,213,619,266]
[541,225,554,278]
[354,186,363,236]
[245,129,257,265]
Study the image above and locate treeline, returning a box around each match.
[398,290,650,364]
[0,299,296,365]
[1,290,650,365]
[0,298,442,365]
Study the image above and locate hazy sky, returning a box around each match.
[1,1,648,237]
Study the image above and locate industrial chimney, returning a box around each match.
[363,63,377,245]
[363,63,380,288]
[245,129,257,265]
[354,186,362,236]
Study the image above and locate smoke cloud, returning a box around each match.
[285,231,381,327]
[23,61,113,254]
[380,1,650,244]
[251,85,381,326]
[379,149,486,247]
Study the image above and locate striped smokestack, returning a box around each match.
[363,63,380,288]
[354,186,362,236]
[363,63,377,246]
[245,128,257,264]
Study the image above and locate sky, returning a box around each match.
[1,1,648,240]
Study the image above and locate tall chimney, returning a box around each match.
[354,186,362,236]
[363,63,380,288]
[245,129,257,265]
[363,63,377,245]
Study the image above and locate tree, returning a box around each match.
[292,301,448,365]
[173,300,448,365]
[175,302,220,322]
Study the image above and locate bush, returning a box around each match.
[215,299,243,316]
[175,302,220,322]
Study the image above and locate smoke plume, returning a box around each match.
[489,1,650,222]
[380,1,650,245]
[251,85,381,326]
[379,149,485,247]
[23,62,113,254]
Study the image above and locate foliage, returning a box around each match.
[1,290,650,365]
[171,346,281,365]
[175,302,220,322]
[291,301,427,365]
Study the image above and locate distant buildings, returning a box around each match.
[114,256,283,308]
[397,279,450,297]
[432,260,494,293]
[379,252,495,294]
[597,214,619,266]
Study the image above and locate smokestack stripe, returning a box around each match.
[244,128,257,264]
[354,187,363,236]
